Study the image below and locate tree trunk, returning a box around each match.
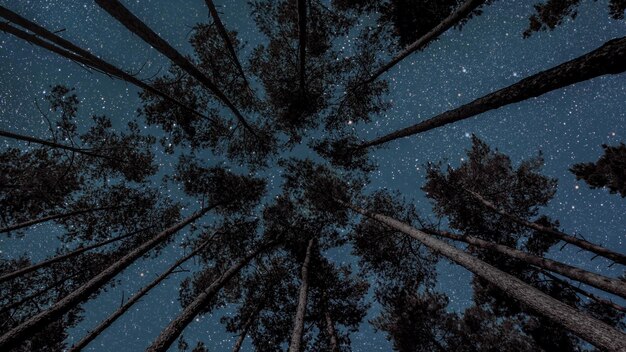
[359,36,626,149]
[466,189,626,265]
[0,206,215,350]
[146,243,272,352]
[0,226,152,284]
[364,0,485,85]
[0,129,113,160]
[324,309,340,352]
[1,205,124,234]
[95,0,256,135]
[203,0,250,87]
[0,10,211,123]
[68,238,212,352]
[231,304,263,352]
[288,238,315,352]
[337,199,626,352]
[424,228,626,299]
[297,0,307,93]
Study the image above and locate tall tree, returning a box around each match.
[288,238,315,352]
[571,142,626,197]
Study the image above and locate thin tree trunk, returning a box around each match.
[297,0,307,93]
[0,226,152,284]
[95,0,257,135]
[324,309,340,352]
[0,11,211,123]
[0,271,82,315]
[540,270,626,314]
[336,199,626,352]
[465,189,626,265]
[364,0,485,85]
[146,243,272,352]
[1,205,123,234]
[288,238,315,352]
[359,36,626,149]
[231,304,263,352]
[424,228,626,299]
[0,205,216,350]
[203,0,250,87]
[0,129,113,160]
[68,238,212,352]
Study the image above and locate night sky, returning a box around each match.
[1,0,625,351]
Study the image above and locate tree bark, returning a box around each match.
[1,205,123,234]
[0,129,113,160]
[465,189,626,265]
[364,0,485,85]
[297,0,307,93]
[0,205,215,350]
[0,9,211,122]
[288,238,315,352]
[424,228,626,299]
[146,243,272,352]
[0,226,152,284]
[231,304,263,352]
[95,0,256,135]
[324,309,340,352]
[68,238,212,352]
[203,0,250,87]
[337,199,626,352]
[359,36,626,149]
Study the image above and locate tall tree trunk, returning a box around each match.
[288,238,315,352]
[336,199,626,352]
[1,205,124,234]
[231,304,263,352]
[0,226,152,284]
[359,36,626,149]
[364,0,485,85]
[146,243,272,352]
[297,0,307,93]
[203,0,250,88]
[424,228,626,299]
[0,9,211,123]
[0,129,113,160]
[465,189,626,265]
[324,309,340,352]
[95,0,257,136]
[68,238,212,352]
[0,205,216,350]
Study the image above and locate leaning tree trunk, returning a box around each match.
[146,242,273,352]
[424,228,626,299]
[364,0,485,85]
[231,304,263,352]
[0,129,113,160]
[0,12,210,123]
[1,204,124,234]
[95,0,256,135]
[297,0,307,93]
[465,189,626,265]
[288,238,315,352]
[359,36,626,149]
[0,205,216,350]
[324,309,340,352]
[68,238,213,352]
[337,199,626,352]
[0,226,152,284]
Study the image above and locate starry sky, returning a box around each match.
[1,0,625,351]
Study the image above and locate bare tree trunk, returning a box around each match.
[1,205,123,234]
[288,238,315,352]
[146,243,272,352]
[0,129,113,160]
[0,205,216,350]
[0,7,211,122]
[465,189,626,265]
[0,226,152,284]
[231,304,263,352]
[203,0,250,87]
[95,0,257,135]
[324,309,340,352]
[68,238,212,352]
[336,199,626,352]
[424,228,626,299]
[297,0,307,93]
[359,36,626,149]
[364,0,485,85]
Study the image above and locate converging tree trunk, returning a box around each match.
[1,205,124,234]
[0,206,216,350]
[424,228,626,299]
[68,238,213,352]
[146,242,272,352]
[95,0,257,135]
[465,189,626,265]
[359,36,626,149]
[231,304,263,352]
[336,199,626,352]
[0,129,113,160]
[288,238,315,352]
[324,309,340,352]
[297,0,307,93]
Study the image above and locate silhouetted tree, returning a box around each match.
[571,142,626,197]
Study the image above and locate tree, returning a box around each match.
[571,142,626,197]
